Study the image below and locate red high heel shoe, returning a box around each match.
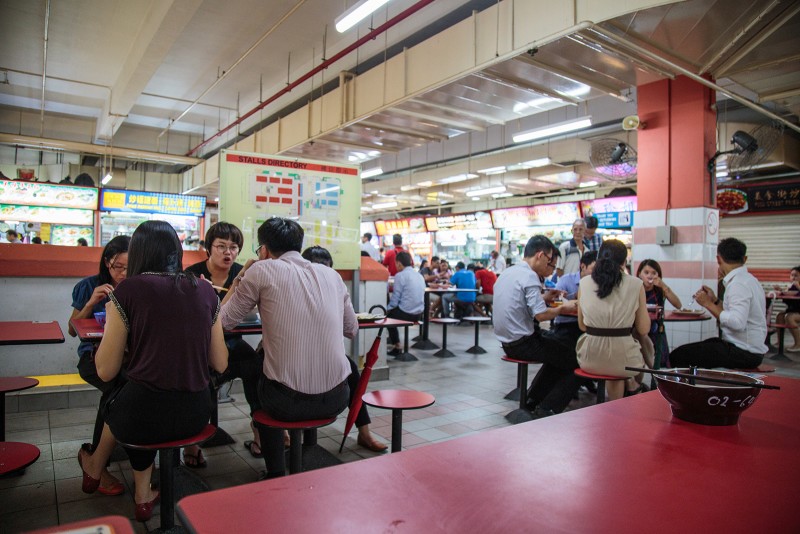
[77,448,100,494]
[135,491,161,522]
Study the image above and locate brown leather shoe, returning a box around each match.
[357,435,388,452]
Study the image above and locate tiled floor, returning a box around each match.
[3,323,799,533]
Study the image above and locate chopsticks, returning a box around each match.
[625,367,781,390]
[211,285,229,292]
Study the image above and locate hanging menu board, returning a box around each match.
[374,217,427,236]
[425,211,493,232]
[580,196,637,228]
[219,150,361,269]
[490,202,580,228]
[0,179,98,209]
[100,188,206,217]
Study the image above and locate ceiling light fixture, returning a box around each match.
[512,116,592,143]
[437,173,478,185]
[578,181,598,188]
[520,157,552,168]
[361,167,383,179]
[101,173,113,185]
[468,185,507,196]
[477,166,506,175]
[492,192,513,198]
[372,201,398,209]
[335,0,390,33]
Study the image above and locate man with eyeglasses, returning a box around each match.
[493,235,581,419]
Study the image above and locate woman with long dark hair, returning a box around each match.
[77,221,227,522]
[636,259,682,366]
[68,235,130,496]
[576,240,652,401]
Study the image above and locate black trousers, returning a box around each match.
[213,337,263,413]
[256,376,349,477]
[104,381,211,471]
[77,351,124,451]
[502,330,580,413]
[670,337,763,369]
[386,307,422,345]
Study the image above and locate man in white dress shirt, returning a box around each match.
[670,238,767,369]
[489,250,506,274]
[360,232,380,261]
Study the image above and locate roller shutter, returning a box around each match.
[719,214,800,270]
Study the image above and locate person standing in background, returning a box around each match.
[5,229,22,243]
[583,215,603,252]
[360,232,380,261]
[77,238,89,246]
[556,219,587,277]
[382,233,412,275]
[488,250,506,274]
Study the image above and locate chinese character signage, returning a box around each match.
[718,183,800,215]
[425,211,493,232]
[100,189,206,217]
[0,179,98,210]
[490,202,580,228]
[580,196,637,228]
[374,217,427,236]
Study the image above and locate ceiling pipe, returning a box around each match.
[158,0,308,140]
[586,26,800,136]
[186,0,437,156]
[39,0,50,138]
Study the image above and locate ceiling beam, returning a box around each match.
[408,98,506,125]
[390,107,485,132]
[309,137,399,154]
[358,120,448,142]
[759,86,800,103]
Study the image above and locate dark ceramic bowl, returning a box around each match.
[654,368,763,426]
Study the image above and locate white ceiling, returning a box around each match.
[1,0,798,213]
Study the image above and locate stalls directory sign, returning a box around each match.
[219,150,360,269]
[424,211,493,232]
[100,188,206,217]
[490,202,580,228]
[374,217,427,235]
[580,196,637,228]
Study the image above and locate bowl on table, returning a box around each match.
[93,311,106,327]
[654,368,763,426]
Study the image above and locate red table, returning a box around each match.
[362,389,435,452]
[27,515,135,534]
[70,317,262,341]
[1,376,38,440]
[0,321,64,345]
[178,376,800,533]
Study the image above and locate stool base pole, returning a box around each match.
[391,409,403,453]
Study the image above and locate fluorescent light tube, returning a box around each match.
[437,173,478,185]
[520,157,552,168]
[579,181,598,188]
[361,167,383,179]
[101,173,113,185]
[477,166,506,175]
[336,0,390,33]
[512,116,592,143]
[372,201,398,209]
[468,185,507,196]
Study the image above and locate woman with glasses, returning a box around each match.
[185,222,263,464]
[67,235,130,497]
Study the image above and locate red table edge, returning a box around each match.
[0,321,65,345]
[71,317,264,340]
[26,515,135,534]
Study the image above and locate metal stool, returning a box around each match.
[461,316,491,354]
[501,356,540,424]
[429,318,460,358]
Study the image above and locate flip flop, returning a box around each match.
[183,449,207,468]
[244,440,263,458]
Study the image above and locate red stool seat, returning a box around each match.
[574,368,627,404]
[117,424,216,529]
[0,441,40,475]
[252,410,336,475]
[362,390,435,452]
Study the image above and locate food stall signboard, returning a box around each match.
[0,179,98,209]
[580,196,637,228]
[0,204,94,225]
[717,183,800,215]
[425,211,493,232]
[490,202,580,228]
[100,189,206,217]
[374,217,427,235]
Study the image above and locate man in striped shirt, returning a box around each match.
[220,217,357,478]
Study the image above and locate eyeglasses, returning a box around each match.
[544,253,557,268]
[212,244,240,254]
[253,244,264,255]
[109,263,127,273]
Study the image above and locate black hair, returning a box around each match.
[396,251,412,268]
[523,235,557,259]
[580,251,598,267]
[31,236,42,244]
[302,245,333,268]
[585,215,598,230]
[455,261,465,270]
[419,259,428,269]
[717,237,746,264]
[98,235,131,285]
[360,250,370,257]
[392,234,402,246]
[257,217,304,255]
[204,222,243,257]
[636,258,664,299]
[363,232,373,240]
[591,239,627,299]
[467,263,476,271]
[127,221,196,288]
[77,238,88,246]
[792,266,800,273]
[431,256,440,263]
[6,229,18,238]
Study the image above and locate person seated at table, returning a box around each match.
[493,235,580,418]
[670,238,767,369]
[636,259,682,367]
[301,245,387,452]
[185,222,263,464]
[576,240,653,401]
[775,265,800,352]
[441,262,476,320]
[78,221,227,522]
[67,235,130,497]
[219,218,357,478]
[469,264,497,317]
[385,251,425,355]
[551,251,596,349]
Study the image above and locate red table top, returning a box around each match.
[358,318,416,329]
[362,389,436,410]
[662,311,712,322]
[70,317,263,341]
[0,441,40,476]
[178,376,800,533]
[26,515,135,534]
[0,376,39,394]
[0,321,64,346]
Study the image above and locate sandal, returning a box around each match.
[243,440,263,458]
[182,448,207,468]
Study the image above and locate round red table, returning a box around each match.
[362,390,435,452]
[0,377,39,441]
[0,441,40,476]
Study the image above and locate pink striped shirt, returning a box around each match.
[220,251,357,394]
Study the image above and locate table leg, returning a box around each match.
[395,325,419,362]
[1,393,5,441]
[412,292,438,350]
[391,408,403,453]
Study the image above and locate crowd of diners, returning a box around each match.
[66,214,793,522]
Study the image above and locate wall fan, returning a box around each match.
[708,122,784,176]
[589,138,638,181]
